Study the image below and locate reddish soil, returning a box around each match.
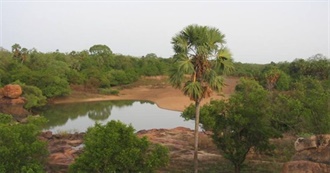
[53,76,239,111]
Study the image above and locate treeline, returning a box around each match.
[230,53,329,95]
[0,44,171,109]
[1,43,329,111]
[213,53,330,134]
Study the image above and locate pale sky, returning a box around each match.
[1,0,329,64]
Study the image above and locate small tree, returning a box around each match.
[182,78,281,173]
[69,120,169,173]
[212,79,280,173]
[0,113,48,172]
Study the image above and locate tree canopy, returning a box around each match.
[69,120,169,173]
[0,114,48,173]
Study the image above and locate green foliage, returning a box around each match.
[170,24,233,172]
[217,85,280,171]
[288,54,330,80]
[32,74,71,98]
[0,114,48,173]
[98,88,119,95]
[266,76,330,134]
[269,93,307,133]
[89,44,112,56]
[69,121,169,173]
[13,81,47,109]
[138,54,171,76]
[1,43,174,101]
[275,71,291,91]
[182,78,281,173]
[292,77,330,134]
[170,24,233,102]
[229,62,264,77]
[67,69,85,84]
[107,69,138,86]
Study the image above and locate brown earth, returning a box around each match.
[52,76,238,111]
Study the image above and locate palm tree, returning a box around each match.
[170,24,233,173]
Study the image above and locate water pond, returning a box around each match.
[37,100,195,133]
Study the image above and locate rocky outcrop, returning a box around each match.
[0,84,29,121]
[39,131,85,173]
[137,127,221,171]
[3,84,22,99]
[282,134,330,173]
[44,127,220,173]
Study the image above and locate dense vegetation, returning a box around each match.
[69,120,169,173]
[0,113,48,172]
[0,41,329,172]
[182,54,330,172]
[0,44,172,109]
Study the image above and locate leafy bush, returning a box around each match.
[98,88,119,95]
[0,114,48,172]
[12,81,47,109]
[69,121,169,173]
[276,71,291,91]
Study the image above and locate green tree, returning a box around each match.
[182,78,280,173]
[69,120,169,173]
[169,24,233,172]
[12,43,22,59]
[89,44,112,56]
[0,114,48,173]
[263,66,281,90]
[12,81,47,109]
[292,77,330,134]
[21,84,47,109]
[269,93,308,133]
[275,70,291,91]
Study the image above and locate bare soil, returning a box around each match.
[52,76,239,111]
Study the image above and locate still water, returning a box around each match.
[38,100,195,133]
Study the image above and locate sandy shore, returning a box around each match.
[53,77,238,112]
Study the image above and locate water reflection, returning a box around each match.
[37,100,194,133]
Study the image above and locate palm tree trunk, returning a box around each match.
[194,100,201,173]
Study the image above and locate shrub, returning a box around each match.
[69,121,169,173]
[98,88,119,95]
[0,114,48,172]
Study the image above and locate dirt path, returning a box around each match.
[53,77,239,112]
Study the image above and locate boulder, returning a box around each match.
[43,132,85,173]
[0,97,29,121]
[0,85,28,121]
[3,84,22,99]
[282,135,330,173]
[294,136,317,152]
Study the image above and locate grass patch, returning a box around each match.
[122,76,169,89]
[98,88,119,95]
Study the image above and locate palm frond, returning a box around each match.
[204,69,225,92]
[214,48,234,73]
[177,58,194,74]
[169,67,185,88]
[172,35,188,54]
[170,24,233,95]
[183,81,203,101]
